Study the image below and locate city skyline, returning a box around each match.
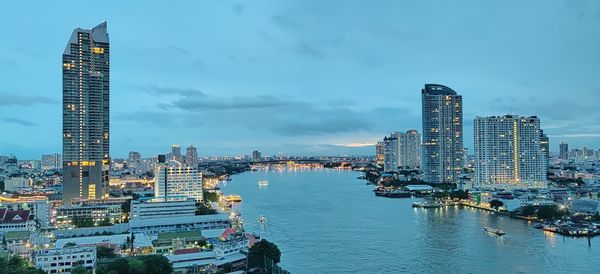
[1,1,600,159]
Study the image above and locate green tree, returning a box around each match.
[490,199,504,210]
[0,256,45,274]
[128,259,145,274]
[98,218,112,226]
[64,242,77,248]
[591,213,600,222]
[249,239,281,264]
[139,255,173,274]
[71,265,88,274]
[97,246,117,259]
[196,202,217,215]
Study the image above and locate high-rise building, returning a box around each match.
[540,130,549,168]
[383,135,398,172]
[128,151,141,173]
[375,141,385,167]
[252,150,262,161]
[41,154,61,171]
[185,145,198,167]
[421,84,464,184]
[62,22,110,203]
[155,155,203,201]
[171,144,182,163]
[474,115,547,188]
[559,142,569,160]
[397,130,421,170]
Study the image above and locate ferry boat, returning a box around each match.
[412,201,442,208]
[223,195,242,203]
[384,189,411,198]
[258,180,269,187]
[483,227,505,236]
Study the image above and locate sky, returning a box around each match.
[1,0,600,159]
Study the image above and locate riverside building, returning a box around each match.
[421,84,464,184]
[473,115,547,188]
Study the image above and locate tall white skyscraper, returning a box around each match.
[474,115,547,188]
[421,84,464,184]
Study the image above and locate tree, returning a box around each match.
[490,199,504,210]
[591,213,600,222]
[450,190,469,200]
[97,246,117,259]
[249,239,281,264]
[139,255,173,274]
[196,202,217,215]
[0,256,45,274]
[128,259,145,274]
[71,265,88,274]
[64,242,77,248]
[99,218,112,226]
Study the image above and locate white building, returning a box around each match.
[130,196,196,220]
[3,177,32,192]
[155,163,203,202]
[34,246,96,274]
[0,209,36,233]
[129,214,230,235]
[397,130,421,170]
[474,115,547,188]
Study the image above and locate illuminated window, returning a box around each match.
[92,47,104,54]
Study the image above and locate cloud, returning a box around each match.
[124,85,417,136]
[2,118,37,127]
[0,93,58,106]
[295,41,325,59]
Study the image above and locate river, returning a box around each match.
[220,168,599,274]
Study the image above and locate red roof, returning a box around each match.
[0,210,31,223]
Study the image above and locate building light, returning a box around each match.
[92,47,104,54]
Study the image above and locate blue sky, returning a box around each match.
[1,0,599,159]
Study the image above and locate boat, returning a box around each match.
[532,223,544,229]
[257,215,267,225]
[483,226,505,236]
[384,189,411,198]
[258,180,269,187]
[223,195,242,203]
[412,201,442,208]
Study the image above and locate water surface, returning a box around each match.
[220,168,598,274]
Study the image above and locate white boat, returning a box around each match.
[483,226,505,236]
[258,180,269,187]
[258,215,267,225]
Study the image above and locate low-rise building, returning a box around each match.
[0,196,51,228]
[34,246,96,274]
[130,196,196,220]
[129,214,230,235]
[4,231,32,258]
[0,209,35,232]
[3,177,32,192]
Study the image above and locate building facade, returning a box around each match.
[375,141,385,167]
[474,115,547,188]
[34,246,96,274]
[421,84,464,184]
[559,142,569,160]
[154,161,203,202]
[397,130,421,170]
[383,135,398,172]
[186,145,198,167]
[62,22,110,203]
[130,196,196,220]
[41,154,62,171]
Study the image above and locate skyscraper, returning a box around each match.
[540,130,549,168]
[185,145,198,167]
[375,141,385,167]
[473,115,547,188]
[171,144,182,163]
[383,135,398,172]
[559,142,569,160]
[252,150,262,161]
[397,130,421,170]
[421,84,463,184]
[62,22,110,203]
